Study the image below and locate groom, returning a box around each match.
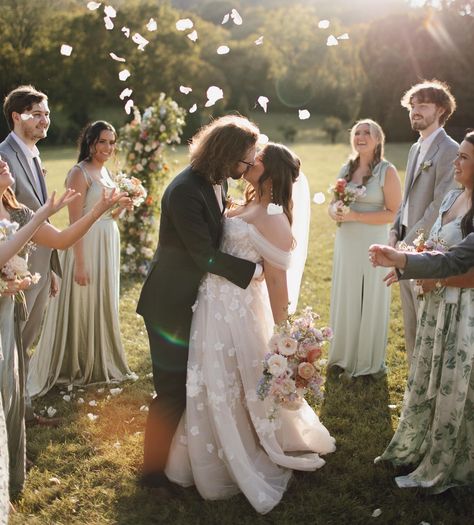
[137,115,262,493]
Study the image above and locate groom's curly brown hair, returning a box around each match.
[189,115,259,184]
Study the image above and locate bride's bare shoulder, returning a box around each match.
[254,212,292,252]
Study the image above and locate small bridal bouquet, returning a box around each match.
[0,219,40,295]
[329,178,366,226]
[257,307,332,417]
[115,172,147,208]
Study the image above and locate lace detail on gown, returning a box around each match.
[165,217,335,514]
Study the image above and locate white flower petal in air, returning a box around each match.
[187,30,198,42]
[124,99,134,114]
[104,16,114,30]
[257,96,269,112]
[337,33,350,40]
[298,109,311,120]
[121,26,130,38]
[318,20,330,29]
[217,45,230,55]
[189,103,197,113]
[313,192,326,204]
[326,35,338,46]
[119,69,131,81]
[20,114,33,121]
[146,18,157,31]
[132,33,149,50]
[372,509,382,518]
[179,85,192,94]
[87,1,101,10]
[255,35,264,45]
[109,52,126,62]
[205,86,224,107]
[176,18,193,31]
[258,134,269,145]
[267,203,284,215]
[231,8,242,25]
[60,44,73,56]
[87,413,98,421]
[104,5,116,18]
[222,13,230,24]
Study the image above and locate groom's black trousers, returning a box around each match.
[141,318,188,487]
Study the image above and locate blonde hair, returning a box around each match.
[346,119,385,184]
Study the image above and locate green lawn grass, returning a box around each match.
[10,141,473,524]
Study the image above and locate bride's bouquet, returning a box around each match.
[115,172,147,208]
[257,307,332,417]
[329,178,366,226]
[0,219,40,294]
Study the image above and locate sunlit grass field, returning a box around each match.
[9,138,473,524]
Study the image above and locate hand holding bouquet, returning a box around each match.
[329,178,366,226]
[115,172,147,208]
[257,307,332,418]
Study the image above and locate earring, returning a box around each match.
[270,185,274,203]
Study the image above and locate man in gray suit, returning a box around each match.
[0,85,60,426]
[389,79,458,363]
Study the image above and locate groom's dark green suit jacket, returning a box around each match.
[137,165,256,352]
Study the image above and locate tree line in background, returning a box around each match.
[0,0,472,144]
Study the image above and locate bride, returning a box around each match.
[165,143,335,514]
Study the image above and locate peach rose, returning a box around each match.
[298,362,315,380]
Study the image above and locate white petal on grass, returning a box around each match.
[119,69,131,81]
[326,35,338,46]
[104,5,116,18]
[257,96,269,112]
[337,33,350,40]
[217,45,230,55]
[77,397,84,404]
[49,477,61,485]
[121,26,130,38]
[110,52,126,62]
[146,18,157,31]
[97,388,105,393]
[132,33,149,50]
[47,406,57,418]
[140,405,149,412]
[60,44,73,56]
[104,16,114,30]
[110,387,123,396]
[179,85,192,94]
[258,134,269,145]
[187,30,198,42]
[313,192,326,204]
[62,395,71,402]
[205,86,224,107]
[124,99,134,114]
[189,103,197,113]
[255,35,264,45]
[372,509,382,518]
[113,441,121,449]
[318,20,330,29]
[388,404,397,409]
[87,1,101,10]
[231,8,242,25]
[87,413,98,421]
[222,13,230,24]
[298,109,311,120]
[267,203,284,215]
[20,114,33,121]
[67,384,73,392]
[89,400,98,407]
[176,18,193,31]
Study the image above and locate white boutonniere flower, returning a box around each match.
[421,160,433,171]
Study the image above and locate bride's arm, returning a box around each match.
[264,262,289,324]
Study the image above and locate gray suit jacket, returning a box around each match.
[403,233,474,280]
[0,133,60,276]
[392,129,458,245]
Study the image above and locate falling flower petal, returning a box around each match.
[20,113,33,121]
[132,33,149,50]
[258,134,269,145]
[189,103,197,113]
[49,477,61,485]
[313,192,326,204]
[110,387,123,396]
[187,30,198,42]
[217,45,230,55]
[124,99,134,114]
[222,13,230,24]
[318,20,330,29]
[298,109,311,120]
[47,406,57,418]
[89,400,98,406]
[255,35,264,45]
[257,95,269,112]
[205,86,224,107]
[121,26,130,38]
[176,18,193,31]
[60,44,73,56]
[179,85,192,94]
[87,413,98,421]
[267,203,284,215]
[109,52,126,62]
[87,1,101,10]
[119,69,131,81]
[63,395,71,402]
[326,35,338,46]
[231,8,242,25]
[146,18,157,31]
[372,509,382,518]
[120,88,133,100]
[104,16,114,30]
[104,5,116,18]
[337,33,350,40]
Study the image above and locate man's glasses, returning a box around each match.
[239,159,254,173]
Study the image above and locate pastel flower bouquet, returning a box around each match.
[329,178,366,226]
[257,307,332,417]
[115,172,147,208]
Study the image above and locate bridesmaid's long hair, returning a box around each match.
[2,187,21,210]
[77,121,117,163]
[346,119,385,185]
[460,130,474,237]
[244,142,300,225]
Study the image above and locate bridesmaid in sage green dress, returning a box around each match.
[327,119,402,378]
[28,121,133,397]
[376,133,474,492]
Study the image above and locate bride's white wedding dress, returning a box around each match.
[165,216,336,514]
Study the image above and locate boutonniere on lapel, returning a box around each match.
[420,160,433,172]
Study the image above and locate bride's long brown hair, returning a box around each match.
[244,143,300,225]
